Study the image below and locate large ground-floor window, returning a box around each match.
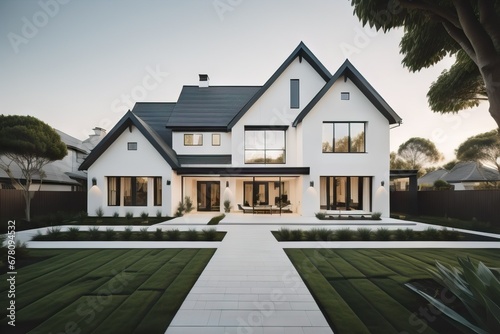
[107,176,162,206]
[320,176,372,211]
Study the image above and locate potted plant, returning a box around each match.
[224,200,232,213]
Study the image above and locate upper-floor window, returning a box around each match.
[127,142,137,150]
[245,127,286,164]
[184,134,203,146]
[322,122,365,153]
[212,134,221,146]
[290,79,299,109]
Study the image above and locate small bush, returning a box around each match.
[317,228,333,241]
[166,229,180,241]
[77,211,88,224]
[156,210,162,218]
[125,211,133,220]
[304,229,317,241]
[154,228,163,240]
[47,227,62,239]
[290,229,303,241]
[394,229,407,241]
[202,228,217,241]
[223,200,232,213]
[434,179,450,190]
[423,227,440,240]
[113,212,119,218]
[207,214,225,225]
[184,196,193,213]
[67,227,80,240]
[185,228,199,241]
[105,227,115,241]
[439,228,459,241]
[375,228,391,241]
[404,228,415,241]
[336,228,354,241]
[123,226,132,240]
[140,211,149,221]
[139,227,149,240]
[371,212,382,220]
[357,228,372,241]
[89,226,100,239]
[315,212,326,220]
[95,206,104,218]
[278,227,291,241]
[175,202,186,217]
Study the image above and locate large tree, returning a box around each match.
[0,115,67,221]
[397,137,443,170]
[456,128,500,171]
[350,0,500,129]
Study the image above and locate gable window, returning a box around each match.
[127,142,137,150]
[290,79,300,108]
[341,92,350,100]
[212,134,221,146]
[184,134,203,146]
[322,122,365,153]
[245,126,286,164]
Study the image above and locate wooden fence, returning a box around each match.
[390,190,500,223]
[0,190,87,219]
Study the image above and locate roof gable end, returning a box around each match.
[227,42,331,129]
[293,59,402,126]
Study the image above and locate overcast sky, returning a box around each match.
[0,0,496,164]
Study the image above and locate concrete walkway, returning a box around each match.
[166,225,333,334]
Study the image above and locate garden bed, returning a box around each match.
[31,227,225,242]
[272,227,498,242]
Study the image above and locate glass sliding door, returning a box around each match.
[197,181,220,211]
[320,176,371,211]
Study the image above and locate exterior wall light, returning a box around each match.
[166,180,171,185]
[226,181,229,188]
[310,181,314,187]
[381,180,385,186]
[92,177,97,186]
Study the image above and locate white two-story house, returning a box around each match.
[79,42,402,217]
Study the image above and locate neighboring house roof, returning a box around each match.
[418,169,449,186]
[442,161,500,183]
[56,130,89,154]
[227,42,332,129]
[293,59,402,126]
[79,110,179,170]
[166,86,261,131]
[0,161,81,186]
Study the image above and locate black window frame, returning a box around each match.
[153,177,162,206]
[107,177,120,206]
[244,126,287,164]
[322,122,366,153]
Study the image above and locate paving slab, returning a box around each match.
[165,224,334,334]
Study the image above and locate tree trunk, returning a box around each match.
[481,60,500,130]
[24,190,32,222]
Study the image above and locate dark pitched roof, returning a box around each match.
[56,129,88,154]
[442,162,500,183]
[132,102,176,146]
[227,42,332,129]
[79,110,179,170]
[293,59,402,126]
[166,86,260,130]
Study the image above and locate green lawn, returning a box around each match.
[285,248,500,334]
[0,248,215,334]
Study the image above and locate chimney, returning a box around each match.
[199,74,209,88]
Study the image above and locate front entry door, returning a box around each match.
[197,181,220,211]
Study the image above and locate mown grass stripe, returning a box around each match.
[28,295,128,334]
[91,290,161,334]
[285,249,370,334]
[135,249,216,332]
[125,249,182,274]
[335,249,397,278]
[300,249,343,280]
[331,280,399,333]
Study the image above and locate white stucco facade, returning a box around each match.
[83,43,400,218]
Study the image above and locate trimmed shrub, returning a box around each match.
[375,228,391,241]
[185,228,199,241]
[123,226,132,240]
[139,227,150,240]
[207,214,225,225]
[140,211,149,222]
[125,211,133,220]
[156,210,162,218]
[394,229,407,241]
[357,228,372,241]
[202,228,217,241]
[67,227,80,240]
[439,228,459,241]
[423,227,440,240]
[290,229,303,241]
[113,212,119,218]
[336,228,354,241]
[105,227,116,241]
[223,200,232,213]
[154,228,163,240]
[315,212,326,220]
[89,226,100,240]
[371,212,382,220]
[404,228,415,241]
[166,229,180,241]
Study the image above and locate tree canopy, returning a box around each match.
[397,137,443,170]
[350,0,500,129]
[0,115,67,220]
[456,128,500,171]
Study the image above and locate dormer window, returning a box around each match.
[184,134,203,146]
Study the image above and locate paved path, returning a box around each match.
[166,225,333,334]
